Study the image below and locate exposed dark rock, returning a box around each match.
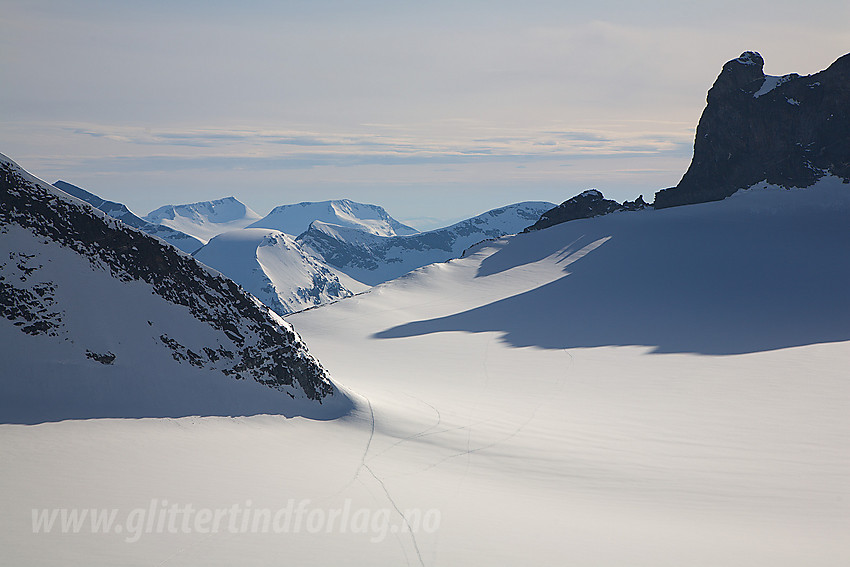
[654,51,850,209]
[0,250,62,337]
[85,350,116,365]
[523,190,648,232]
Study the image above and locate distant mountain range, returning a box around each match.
[144,196,553,307]
[248,199,419,237]
[297,201,555,286]
[1,154,348,423]
[22,183,556,316]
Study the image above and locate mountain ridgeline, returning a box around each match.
[194,228,355,316]
[523,191,648,232]
[53,180,204,253]
[297,201,555,286]
[249,199,419,238]
[1,154,346,422]
[144,197,262,243]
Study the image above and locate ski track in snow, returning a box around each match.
[406,345,572,478]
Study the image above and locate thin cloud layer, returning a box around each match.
[1,1,847,224]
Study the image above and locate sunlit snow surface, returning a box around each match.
[193,228,364,315]
[3,179,849,565]
[248,198,420,238]
[144,197,262,244]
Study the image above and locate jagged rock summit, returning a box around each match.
[655,51,850,208]
[524,190,647,232]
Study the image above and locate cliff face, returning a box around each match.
[655,51,850,209]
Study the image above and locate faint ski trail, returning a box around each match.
[354,473,413,567]
[322,392,376,501]
[359,399,427,567]
[367,393,442,462]
[407,345,573,476]
[324,396,426,566]
[363,463,425,567]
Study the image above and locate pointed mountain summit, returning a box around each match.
[248,199,419,237]
[145,196,262,243]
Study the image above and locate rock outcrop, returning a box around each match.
[523,190,648,232]
[655,51,850,209]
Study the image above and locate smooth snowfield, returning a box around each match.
[2,181,849,565]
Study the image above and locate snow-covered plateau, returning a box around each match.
[2,173,848,565]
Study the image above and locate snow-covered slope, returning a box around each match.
[285,178,850,564]
[52,180,204,254]
[248,198,419,237]
[194,228,362,315]
[0,153,349,423]
[3,179,846,566]
[144,197,261,243]
[297,200,555,285]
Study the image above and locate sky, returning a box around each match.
[2,1,848,229]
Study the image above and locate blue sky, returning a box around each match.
[2,1,848,229]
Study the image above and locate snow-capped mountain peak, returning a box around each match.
[248,199,419,238]
[193,228,361,315]
[297,200,556,286]
[144,196,262,243]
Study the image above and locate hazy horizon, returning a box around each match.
[2,0,848,229]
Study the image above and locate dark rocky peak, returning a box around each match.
[654,51,850,209]
[523,190,648,232]
[621,194,649,211]
[708,51,766,100]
